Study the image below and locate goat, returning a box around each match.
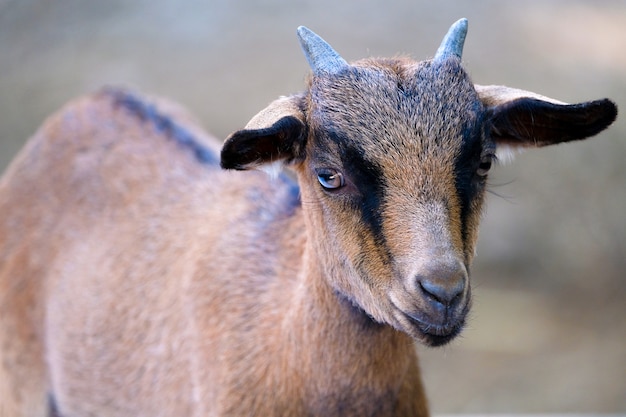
[0,19,617,417]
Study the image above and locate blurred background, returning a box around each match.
[0,0,624,413]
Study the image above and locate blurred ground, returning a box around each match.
[0,0,624,413]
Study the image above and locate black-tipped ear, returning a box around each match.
[476,85,617,148]
[221,95,307,171]
[489,98,617,147]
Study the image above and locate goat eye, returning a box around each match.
[476,155,493,177]
[316,168,345,190]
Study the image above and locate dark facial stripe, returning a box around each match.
[318,126,393,268]
[333,139,386,242]
[453,118,487,260]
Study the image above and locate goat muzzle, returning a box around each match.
[391,259,470,346]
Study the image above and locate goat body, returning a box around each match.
[0,20,617,417]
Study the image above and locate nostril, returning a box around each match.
[419,277,465,307]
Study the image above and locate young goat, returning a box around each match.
[0,19,617,417]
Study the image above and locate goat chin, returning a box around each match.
[390,300,470,348]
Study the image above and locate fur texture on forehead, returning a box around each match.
[305,57,486,167]
[302,56,489,266]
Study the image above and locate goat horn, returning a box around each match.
[434,18,468,62]
[297,26,348,75]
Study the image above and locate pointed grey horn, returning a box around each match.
[297,26,348,75]
[433,18,468,62]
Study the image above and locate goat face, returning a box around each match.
[221,20,617,347]
[298,58,484,345]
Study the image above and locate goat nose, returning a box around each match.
[417,263,466,307]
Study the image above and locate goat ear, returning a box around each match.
[476,85,617,149]
[221,95,307,173]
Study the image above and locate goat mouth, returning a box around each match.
[397,310,466,347]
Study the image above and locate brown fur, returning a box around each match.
[0,88,428,416]
[0,39,617,417]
